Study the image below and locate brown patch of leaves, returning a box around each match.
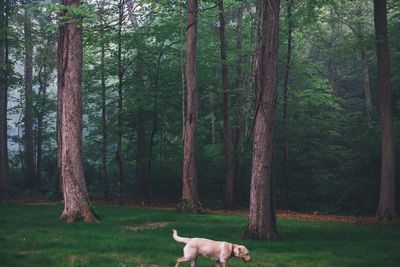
[123,221,169,231]
[276,210,379,224]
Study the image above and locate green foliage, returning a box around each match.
[4,0,400,215]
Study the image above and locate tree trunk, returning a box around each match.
[0,0,10,195]
[24,1,35,189]
[218,0,234,207]
[58,0,97,223]
[136,109,148,197]
[134,50,149,198]
[233,0,244,203]
[245,0,280,240]
[147,50,163,198]
[36,64,47,191]
[282,0,293,210]
[373,0,397,219]
[100,26,108,199]
[116,0,124,205]
[181,0,199,213]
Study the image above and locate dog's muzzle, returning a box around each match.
[242,255,251,262]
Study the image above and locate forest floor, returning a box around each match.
[8,197,379,225]
[1,202,399,267]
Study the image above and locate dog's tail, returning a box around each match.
[172,229,190,244]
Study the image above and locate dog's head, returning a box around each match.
[233,245,251,262]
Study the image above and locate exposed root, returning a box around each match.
[60,206,99,223]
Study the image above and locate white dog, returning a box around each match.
[172,229,251,267]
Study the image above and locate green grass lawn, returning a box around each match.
[0,203,399,267]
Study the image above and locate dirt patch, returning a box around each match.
[276,210,379,224]
[123,221,170,231]
[205,209,378,224]
[68,255,78,263]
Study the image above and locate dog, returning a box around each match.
[172,229,251,267]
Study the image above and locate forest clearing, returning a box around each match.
[1,203,400,267]
[1,0,400,266]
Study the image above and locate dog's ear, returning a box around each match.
[238,246,244,255]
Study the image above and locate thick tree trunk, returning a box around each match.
[0,0,10,195]
[373,0,397,219]
[282,0,293,210]
[58,0,97,223]
[246,0,280,240]
[24,1,35,189]
[218,0,234,207]
[181,0,199,213]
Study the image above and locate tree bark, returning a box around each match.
[58,0,97,223]
[282,0,293,210]
[218,0,234,207]
[245,0,280,240]
[0,0,10,195]
[24,1,35,189]
[181,0,199,213]
[373,0,397,219]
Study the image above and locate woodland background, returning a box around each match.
[0,0,399,215]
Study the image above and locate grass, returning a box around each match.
[0,203,400,267]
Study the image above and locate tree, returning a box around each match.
[24,0,35,189]
[0,0,10,195]
[373,0,397,219]
[218,0,234,207]
[245,0,280,240]
[181,0,199,213]
[58,0,97,222]
[135,52,149,198]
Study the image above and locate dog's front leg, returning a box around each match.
[220,260,229,267]
[175,257,191,267]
